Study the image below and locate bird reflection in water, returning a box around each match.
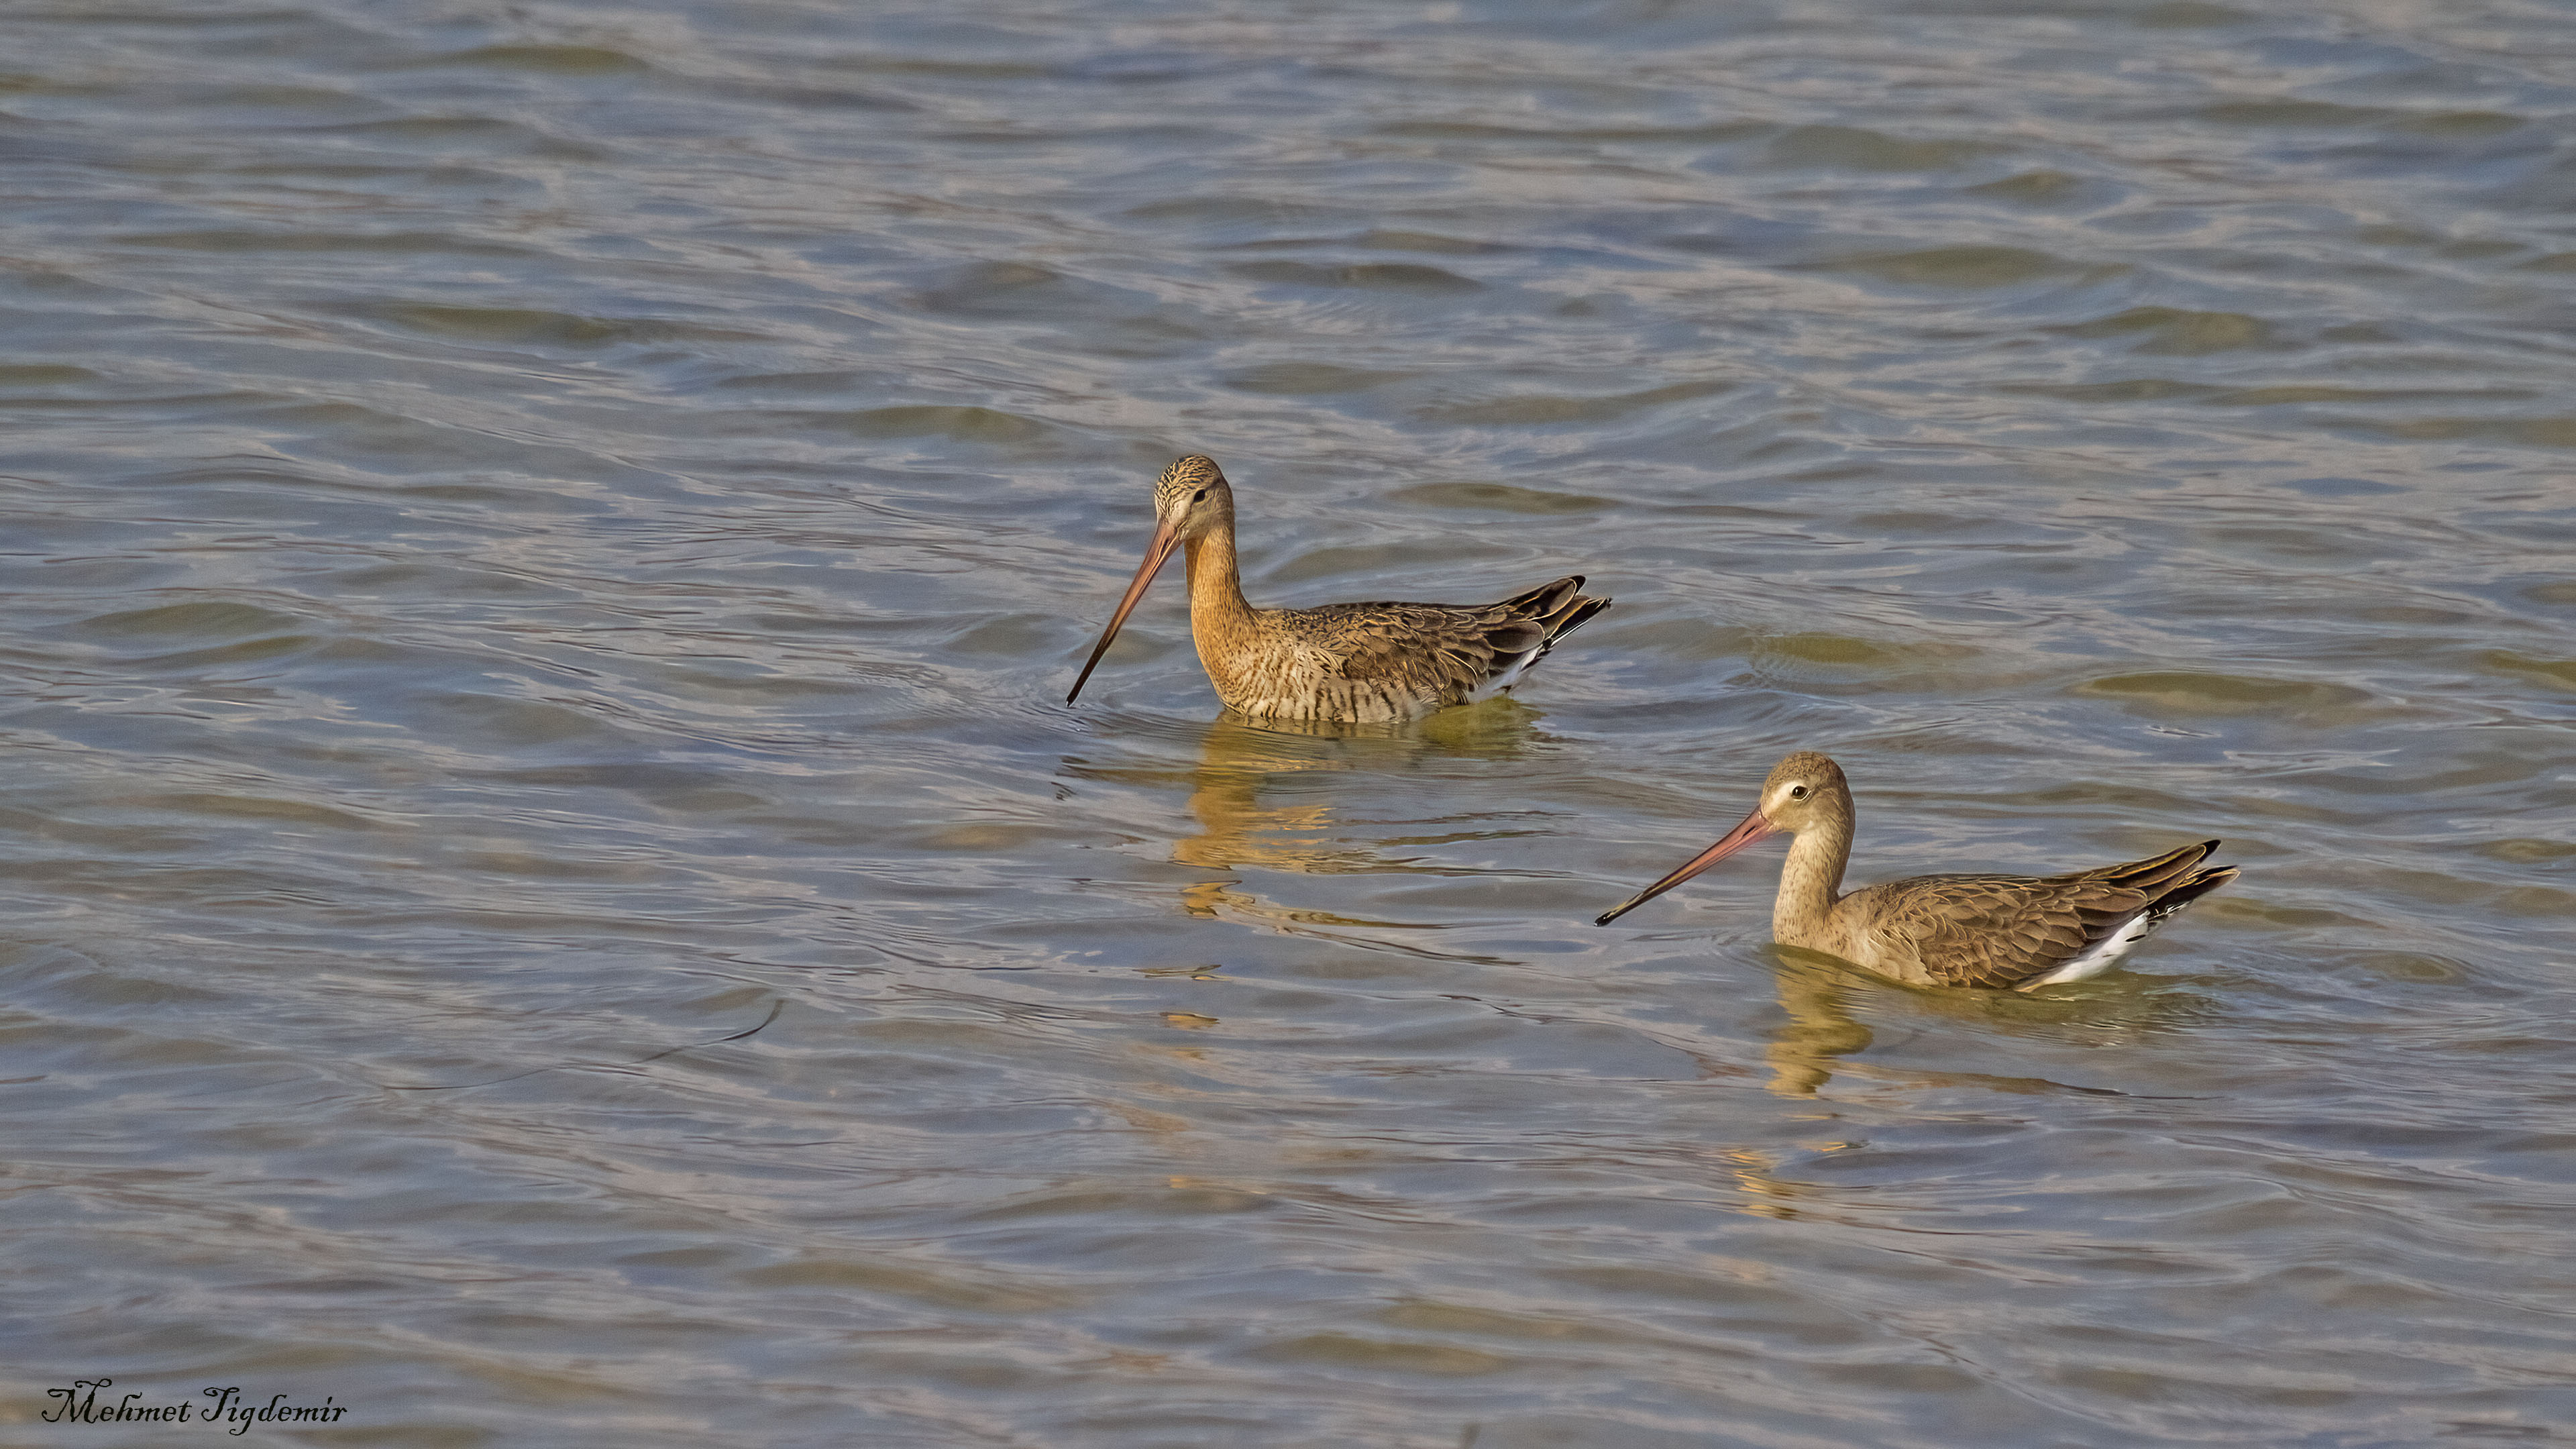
[1173,706,1545,941]
[1756,947,2208,1098]
[1182,706,1532,858]
[1763,949,1878,1097]
[1062,703,1546,947]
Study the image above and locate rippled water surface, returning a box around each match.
[6,1,2576,1444]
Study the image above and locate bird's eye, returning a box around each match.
[1192,489,1208,502]
[1788,784,1809,800]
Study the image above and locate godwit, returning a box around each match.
[1594,751,2237,989]
[1065,455,1609,722]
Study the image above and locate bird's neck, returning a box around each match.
[1774,805,1852,945]
[1183,517,1256,637]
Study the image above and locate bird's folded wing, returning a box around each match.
[1866,874,2150,989]
[1318,602,1533,692]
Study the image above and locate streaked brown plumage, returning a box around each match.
[1595,751,2237,990]
[1066,455,1609,722]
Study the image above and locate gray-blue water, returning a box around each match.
[4,2,2573,1444]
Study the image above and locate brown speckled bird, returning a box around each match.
[1066,455,1609,722]
[1594,751,2237,990]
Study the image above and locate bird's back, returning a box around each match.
[1217,576,1608,721]
[1839,840,2234,989]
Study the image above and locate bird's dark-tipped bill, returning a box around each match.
[1594,807,1776,926]
[1066,519,1182,705]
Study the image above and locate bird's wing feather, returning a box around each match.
[1861,841,2222,989]
[1308,576,1606,698]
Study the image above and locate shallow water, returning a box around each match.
[4,1,2574,1444]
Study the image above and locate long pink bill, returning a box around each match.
[1065,519,1182,705]
[1594,807,1776,926]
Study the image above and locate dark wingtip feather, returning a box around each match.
[1550,596,1611,642]
[2153,863,2238,915]
[1495,576,1583,615]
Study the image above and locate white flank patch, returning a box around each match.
[2022,909,2167,987]
[1468,650,1539,703]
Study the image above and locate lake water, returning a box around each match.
[4,1,2574,1445]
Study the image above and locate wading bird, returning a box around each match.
[1595,751,2236,990]
[1066,455,1609,722]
